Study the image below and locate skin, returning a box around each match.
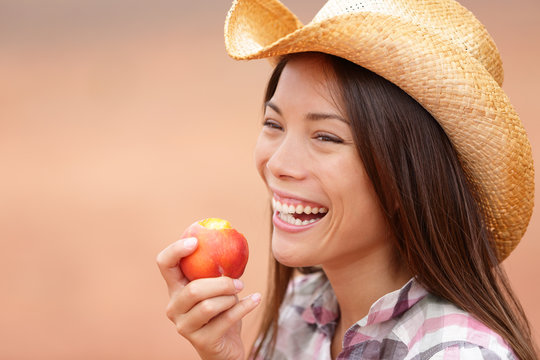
[157,53,410,360]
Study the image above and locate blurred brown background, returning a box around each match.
[1,0,539,359]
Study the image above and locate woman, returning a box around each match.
[157,0,537,359]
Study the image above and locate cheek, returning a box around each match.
[334,156,384,226]
[344,172,388,238]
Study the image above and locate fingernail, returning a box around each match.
[183,237,197,249]
[233,279,244,291]
[251,293,261,304]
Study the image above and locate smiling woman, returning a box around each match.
[251,51,537,359]
[156,0,538,359]
[256,54,396,274]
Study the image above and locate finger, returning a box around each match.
[156,237,198,294]
[168,277,244,316]
[197,293,261,338]
[173,295,238,336]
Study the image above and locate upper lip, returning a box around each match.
[270,187,328,209]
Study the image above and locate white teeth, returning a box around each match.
[278,211,320,226]
[272,199,328,215]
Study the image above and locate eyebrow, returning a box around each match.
[265,100,349,124]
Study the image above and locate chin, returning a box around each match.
[271,241,314,268]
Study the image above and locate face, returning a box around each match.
[254,54,394,269]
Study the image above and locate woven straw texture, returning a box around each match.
[224,0,534,260]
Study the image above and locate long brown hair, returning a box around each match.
[251,52,537,359]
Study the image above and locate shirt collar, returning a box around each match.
[300,276,340,336]
[301,276,428,330]
[358,277,428,327]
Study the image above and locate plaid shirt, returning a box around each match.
[255,272,515,359]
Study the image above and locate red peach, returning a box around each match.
[179,218,249,281]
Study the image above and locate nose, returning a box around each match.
[266,134,308,181]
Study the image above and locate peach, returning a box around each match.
[179,218,249,281]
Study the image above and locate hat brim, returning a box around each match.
[225,0,534,260]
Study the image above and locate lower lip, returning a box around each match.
[272,211,323,233]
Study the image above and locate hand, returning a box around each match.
[156,237,261,360]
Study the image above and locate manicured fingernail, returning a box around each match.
[183,237,197,249]
[233,279,244,291]
[251,293,261,304]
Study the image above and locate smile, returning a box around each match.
[272,196,328,226]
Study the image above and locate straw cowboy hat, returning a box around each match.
[224,0,534,260]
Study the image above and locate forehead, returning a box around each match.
[271,54,341,111]
[280,53,334,88]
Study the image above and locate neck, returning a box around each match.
[324,243,411,357]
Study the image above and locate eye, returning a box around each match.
[315,132,344,144]
[263,119,283,130]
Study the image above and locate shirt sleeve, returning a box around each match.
[429,344,514,359]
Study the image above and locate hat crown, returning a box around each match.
[312,0,503,85]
